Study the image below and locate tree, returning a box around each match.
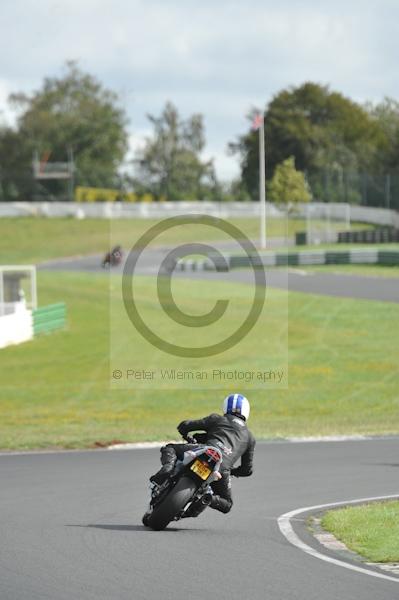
[230,83,384,201]
[268,156,311,208]
[133,102,217,201]
[366,97,399,171]
[0,127,33,200]
[0,62,128,200]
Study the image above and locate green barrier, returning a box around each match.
[275,253,300,266]
[378,251,399,265]
[287,254,299,266]
[230,256,250,268]
[33,303,66,336]
[295,232,307,245]
[34,309,65,323]
[229,255,268,269]
[325,252,350,264]
[182,248,399,271]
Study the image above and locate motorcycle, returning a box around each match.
[142,435,223,531]
[102,246,123,268]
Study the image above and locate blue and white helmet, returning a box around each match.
[223,394,250,421]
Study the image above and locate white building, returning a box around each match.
[0,266,37,349]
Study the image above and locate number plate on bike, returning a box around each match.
[190,459,211,480]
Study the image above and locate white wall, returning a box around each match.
[0,200,280,219]
[295,202,399,227]
[348,205,399,227]
[0,307,33,349]
[0,200,397,226]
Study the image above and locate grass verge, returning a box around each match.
[321,501,399,562]
[0,216,372,264]
[0,271,398,449]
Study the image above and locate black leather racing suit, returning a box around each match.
[161,413,256,514]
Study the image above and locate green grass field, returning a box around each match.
[0,216,372,264]
[0,271,398,449]
[321,501,399,562]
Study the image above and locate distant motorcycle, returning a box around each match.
[102,246,123,268]
[142,435,223,530]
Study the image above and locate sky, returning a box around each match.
[1,0,398,181]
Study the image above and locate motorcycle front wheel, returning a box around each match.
[146,476,198,531]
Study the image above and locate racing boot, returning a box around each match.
[149,445,177,485]
[209,494,232,514]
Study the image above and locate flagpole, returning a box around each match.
[259,114,266,249]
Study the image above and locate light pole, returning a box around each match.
[253,112,266,249]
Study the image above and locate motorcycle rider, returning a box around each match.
[102,245,123,268]
[150,394,255,515]
[112,245,122,259]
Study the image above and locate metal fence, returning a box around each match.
[307,171,399,210]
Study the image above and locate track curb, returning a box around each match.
[278,495,399,584]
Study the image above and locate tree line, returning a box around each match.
[1,62,398,207]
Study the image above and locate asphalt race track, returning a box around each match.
[40,249,399,303]
[1,439,398,600]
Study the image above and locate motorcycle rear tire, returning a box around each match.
[146,476,198,531]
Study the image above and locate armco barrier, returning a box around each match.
[32,303,66,335]
[175,248,399,271]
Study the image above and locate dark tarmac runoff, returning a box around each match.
[1,439,398,600]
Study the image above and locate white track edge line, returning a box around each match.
[277,494,399,584]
